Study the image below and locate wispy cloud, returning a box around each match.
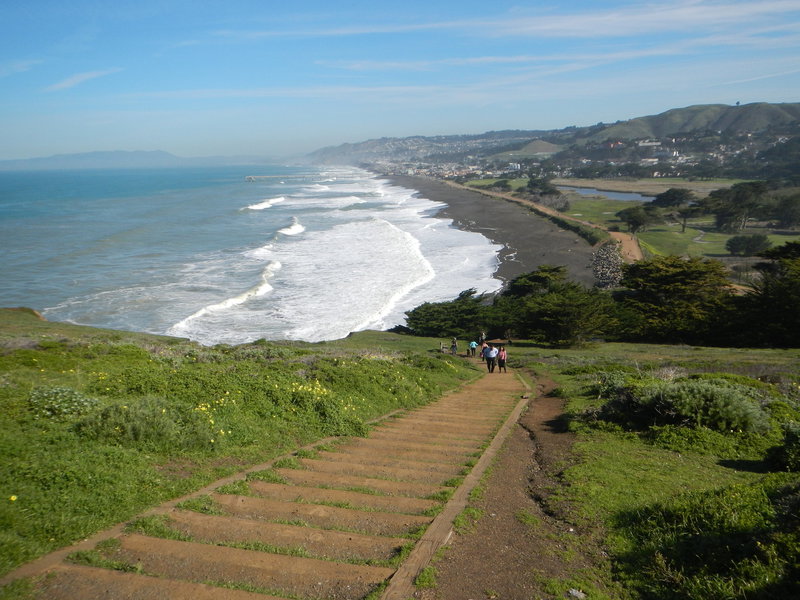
[45,68,122,92]
[722,67,800,85]
[486,0,800,37]
[211,0,800,41]
[0,59,43,77]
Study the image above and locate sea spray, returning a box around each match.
[2,164,503,344]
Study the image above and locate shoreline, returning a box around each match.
[384,175,596,286]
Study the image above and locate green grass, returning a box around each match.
[415,565,438,588]
[3,309,800,597]
[556,432,763,524]
[565,196,633,228]
[453,506,483,534]
[561,195,800,259]
[510,342,800,599]
[0,309,477,577]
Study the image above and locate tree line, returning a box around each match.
[610,181,800,244]
[399,241,800,348]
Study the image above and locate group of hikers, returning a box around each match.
[447,333,508,373]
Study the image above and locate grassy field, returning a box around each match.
[0,309,478,580]
[512,341,800,599]
[466,176,800,258]
[2,309,799,598]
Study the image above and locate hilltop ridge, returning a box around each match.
[307,101,800,165]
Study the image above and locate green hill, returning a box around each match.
[306,102,800,164]
[587,102,800,142]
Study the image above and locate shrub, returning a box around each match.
[592,370,630,400]
[726,233,772,256]
[647,424,780,460]
[599,379,771,434]
[28,386,98,420]
[73,396,217,452]
[767,423,800,471]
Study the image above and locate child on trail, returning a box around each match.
[497,346,507,373]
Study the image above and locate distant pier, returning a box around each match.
[245,175,319,182]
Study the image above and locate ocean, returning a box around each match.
[0,165,503,345]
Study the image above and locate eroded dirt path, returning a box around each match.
[16,370,528,600]
[415,377,611,600]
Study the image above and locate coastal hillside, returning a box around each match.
[586,102,800,142]
[306,101,800,165]
[1,308,799,599]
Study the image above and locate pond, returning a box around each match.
[558,186,653,202]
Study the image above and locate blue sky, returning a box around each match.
[1,0,799,160]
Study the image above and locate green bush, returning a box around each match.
[28,386,98,420]
[599,379,771,434]
[647,424,780,460]
[767,423,800,472]
[592,370,630,399]
[73,397,217,452]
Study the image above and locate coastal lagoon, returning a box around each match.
[0,165,502,344]
[558,186,653,202]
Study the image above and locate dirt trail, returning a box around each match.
[15,368,528,600]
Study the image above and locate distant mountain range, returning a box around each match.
[307,102,800,164]
[0,150,268,171]
[3,102,799,171]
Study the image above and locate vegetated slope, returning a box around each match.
[306,130,547,165]
[306,102,800,165]
[0,308,480,583]
[490,138,564,159]
[589,102,800,141]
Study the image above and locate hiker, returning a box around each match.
[469,340,478,357]
[485,344,498,372]
[497,346,507,373]
[450,337,458,355]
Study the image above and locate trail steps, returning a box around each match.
[27,369,528,599]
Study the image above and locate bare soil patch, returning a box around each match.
[415,376,610,600]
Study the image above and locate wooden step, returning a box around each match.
[212,493,432,537]
[167,509,406,561]
[109,534,394,599]
[248,480,437,515]
[274,467,444,498]
[36,564,286,600]
[295,457,458,484]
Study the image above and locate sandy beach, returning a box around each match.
[386,175,596,286]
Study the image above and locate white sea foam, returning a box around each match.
[25,164,504,345]
[277,217,305,236]
[243,196,285,210]
[167,260,282,337]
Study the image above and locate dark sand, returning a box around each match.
[386,175,596,286]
